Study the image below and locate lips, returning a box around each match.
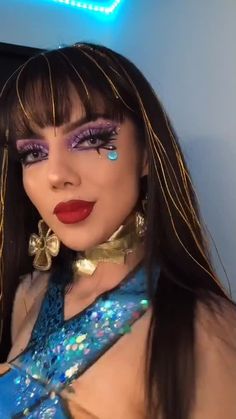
[53,200,95,224]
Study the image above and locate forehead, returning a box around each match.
[13,86,124,140]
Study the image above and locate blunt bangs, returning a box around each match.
[0,45,139,149]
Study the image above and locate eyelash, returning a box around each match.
[17,127,118,167]
[18,144,48,166]
[70,127,118,153]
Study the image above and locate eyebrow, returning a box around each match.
[62,112,119,134]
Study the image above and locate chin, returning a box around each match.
[59,231,109,252]
[55,216,123,251]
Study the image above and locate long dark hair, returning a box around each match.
[0,43,235,419]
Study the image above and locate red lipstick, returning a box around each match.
[53,200,95,224]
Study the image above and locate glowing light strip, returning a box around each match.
[53,0,121,14]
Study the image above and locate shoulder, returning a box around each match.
[193,293,236,419]
[195,292,236,349]
[11,271,49,343]
[195,292,236,369]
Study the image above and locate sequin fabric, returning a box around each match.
[15,267,149,388]
[0,366,66,418]
[0,266,156,418]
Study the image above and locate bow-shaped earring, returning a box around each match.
[29,220,60,271]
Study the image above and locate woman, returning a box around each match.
[0,42,235,419]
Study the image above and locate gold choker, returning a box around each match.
[73,214,144,276]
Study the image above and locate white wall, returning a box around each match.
[1,0,236,297]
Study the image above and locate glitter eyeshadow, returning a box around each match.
[69,121,120,150]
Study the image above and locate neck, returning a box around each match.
[69,243,144,302]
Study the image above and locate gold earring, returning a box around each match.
[28,220,60,271]
[135,211,147,238]
[135,193,148,238]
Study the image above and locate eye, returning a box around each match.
[70,126,119,151]
[82,137,104,147]
[18,144,48,166]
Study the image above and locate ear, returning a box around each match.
[141,149,149,177]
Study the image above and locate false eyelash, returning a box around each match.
[17,143,47,154]
[70,126,119,149]
[17,143,48,164]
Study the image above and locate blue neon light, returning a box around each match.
[52,0,121,14]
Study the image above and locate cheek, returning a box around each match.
[22,172,33,200]
[92,154,141,211]
[22,170,42,209]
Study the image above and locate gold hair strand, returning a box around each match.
[58,50,90,101]
[75,46,134,112]
[15,56,37,121]
[41,54,56,136]
[112,60,228,293]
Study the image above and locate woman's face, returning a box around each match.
[16,98,148,251]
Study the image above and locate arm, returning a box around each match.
[11,271,49,344]
[11,274,32,343]
[193,295,236,419]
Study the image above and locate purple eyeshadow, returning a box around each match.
[68,122,120,149]
[15,119,120,162]
[16,139,48,153]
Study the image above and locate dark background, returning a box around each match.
[0,42,41,361]
[0,42,41,91]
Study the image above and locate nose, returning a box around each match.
[47,150,81,190]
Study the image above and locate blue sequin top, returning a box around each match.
[0,265,156,418]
